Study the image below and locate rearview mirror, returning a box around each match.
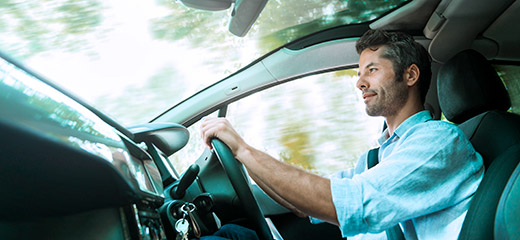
[178,0,268,37]
[229,0,268,37]
[129,123,189,156]
[179,0,232,11]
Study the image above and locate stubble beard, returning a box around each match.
[365,79,408,117]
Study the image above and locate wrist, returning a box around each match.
[235,143,253,162]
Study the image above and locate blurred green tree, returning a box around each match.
[257,0,409,52]
[94,66,187,126]
[0,0,105,59]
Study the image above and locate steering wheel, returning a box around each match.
[211,139,273,240]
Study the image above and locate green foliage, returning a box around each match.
[150,0,409,54]
[495,65,520,114]
[150,1,230,48]
[279,122,315,171]
[94,66,187,126]
[256,0,409,53]
[0,0,105,59]
[276,92,315,170]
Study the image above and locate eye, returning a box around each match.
[369,67,377,73]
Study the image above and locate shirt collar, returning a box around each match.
[378,110,433,145]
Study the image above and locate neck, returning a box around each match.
[384,102,425,137]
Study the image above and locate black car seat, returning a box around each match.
[494,160,520,239]
[436,49,520,240]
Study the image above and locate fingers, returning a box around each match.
[200,117,246,156]
[200,117,232,149]
[200,117,216,148]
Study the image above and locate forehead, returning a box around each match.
[358,46,392,68]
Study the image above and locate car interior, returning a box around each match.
[0,0,519,239]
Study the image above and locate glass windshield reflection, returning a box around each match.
[0,57,125,159]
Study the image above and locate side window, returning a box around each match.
[226,69,384,176]
[495,64,520,114]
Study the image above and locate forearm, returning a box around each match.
[237,145,338,225]
[199,117,337,224]
[248,170,308,217]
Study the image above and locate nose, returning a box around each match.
[357,75,369,90]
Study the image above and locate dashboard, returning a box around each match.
[0,54,168,238]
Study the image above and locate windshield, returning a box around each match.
[0,0,408,126]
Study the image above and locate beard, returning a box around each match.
[365,79,408,117]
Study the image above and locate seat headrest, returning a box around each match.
[437,49,511,124]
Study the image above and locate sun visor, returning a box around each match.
[426,0,514,63]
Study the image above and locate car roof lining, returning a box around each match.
[482,0,520,61]
[370,0,441,31]
[428,0,515,63]
[373,0,520,62]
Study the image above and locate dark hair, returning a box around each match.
[355,29,432,104]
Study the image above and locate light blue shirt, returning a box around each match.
[313,110,484,240]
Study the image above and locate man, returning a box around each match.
[201,30,484,239]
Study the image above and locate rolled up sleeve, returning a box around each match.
[331,176,368,235]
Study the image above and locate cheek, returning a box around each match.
[378,79,394,94]
[374,71,395,86]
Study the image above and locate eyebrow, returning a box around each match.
[358,62,378,76]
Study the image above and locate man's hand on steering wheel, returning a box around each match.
[201,117,248,158]
[201,117,273,240]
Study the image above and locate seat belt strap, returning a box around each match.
[366,148,405,240]
[367,148,379,169]
[386,225,406,240]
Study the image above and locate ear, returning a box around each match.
[404,64,420,87]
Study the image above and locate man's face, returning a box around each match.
[357,46,408,117]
